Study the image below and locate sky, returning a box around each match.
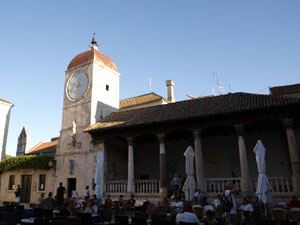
[0,0,299,156]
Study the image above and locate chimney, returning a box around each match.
[166,80,175,103]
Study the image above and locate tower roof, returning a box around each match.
[67,48,118,72]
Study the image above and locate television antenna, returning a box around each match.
[214,70,224,95]
[149,76,154,91]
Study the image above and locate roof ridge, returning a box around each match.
[120,92,160,101]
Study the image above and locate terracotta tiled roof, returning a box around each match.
[27,140,58,154]
[86,92,300,134]
[120,93,170,109]
[67,48,118,72]
[270,83,300,95]
[0,98,12,105]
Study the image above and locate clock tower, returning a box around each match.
[55,36,120,196]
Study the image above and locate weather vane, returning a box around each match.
[91,33,98,49]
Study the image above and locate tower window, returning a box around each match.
[106,85,109,91]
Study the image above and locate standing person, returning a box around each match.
[224,182,237,225]
[56,182,66,208]
[84,186,90,201]
[15,184,21,203]
[72,187,78,200]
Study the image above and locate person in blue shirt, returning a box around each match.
[92,194,101,205]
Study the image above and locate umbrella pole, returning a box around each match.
[264,203,267,218]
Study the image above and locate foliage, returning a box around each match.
[0,155,55,173]
[4,154,12,159]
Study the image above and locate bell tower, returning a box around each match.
[55,36,120,195]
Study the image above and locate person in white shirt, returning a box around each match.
[213,195,221,208]
[176,202,200,225]
[224,182,237,225]
[71,188,78,200]
[84,185,90,201]
[171,197,184,213]
[84,199,98,217]
[239,198,247,210]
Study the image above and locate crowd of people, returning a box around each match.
[12,180,300,225]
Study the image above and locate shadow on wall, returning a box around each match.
[95,101,118,122]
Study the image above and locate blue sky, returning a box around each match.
[1,0,299,156]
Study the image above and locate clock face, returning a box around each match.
[67,72,89,101]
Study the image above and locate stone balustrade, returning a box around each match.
[104,176,293,196]
[204,177,242,195]
[135,179,160,194]
[250,176,293,195]
[104,179,160,195]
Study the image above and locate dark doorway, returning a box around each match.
[21,175,32,203]
[67,178,76,198]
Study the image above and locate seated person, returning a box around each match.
[289,196,300,208]
[199,196,209,206]
[92,194,102,205]
[127,194,136,207]
[39,193,46,205]
[171,197,183,213]
[119,194,125,207]
[84,199,98,217]
[239,198,247,210]
[104,195,113,210]
[46,192,54,206]
[161,197,170,206]
[202,210,217,225]
[243,200,253,212]
[61,199,72,216]
[176,202,200,225]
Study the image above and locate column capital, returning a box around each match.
[127,137,134,146]
[282,118,295,129]
[157,134,165,144]
[235,124,245,135]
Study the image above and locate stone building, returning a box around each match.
[0,138,57,203]
[0,98,13,161]
[1,37,300,204]
[54,37,300,201]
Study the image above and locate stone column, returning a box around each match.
[127,138,135,194]
[235,124,251,196]
[158,134,168,195]
[193,130,205,191]
[282,118,300,194]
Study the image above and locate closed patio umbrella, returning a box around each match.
[95,152,104,198]
[182,146,197,201]
[253,140,272,216]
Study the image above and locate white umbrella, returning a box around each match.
[95,152,104,198]
[182,146,197,201]
[253,140,272,216]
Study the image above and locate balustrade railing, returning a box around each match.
[104,180,127,194]
[135,179,160,194]
[104,179,159,195]
[105,176,293,196]
[250,176,293,195]
[204,177,241,195]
